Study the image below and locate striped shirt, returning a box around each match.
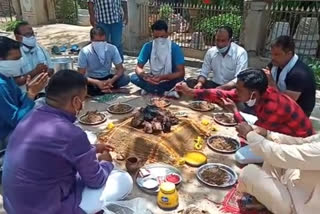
[88,0,123,24]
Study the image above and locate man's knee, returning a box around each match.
[116,74,130,87]
[238,164,260,193]
[130,74,140,85]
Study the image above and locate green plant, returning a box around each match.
[159,4,174,21]
[55,0,78,24]
[308,59,320,88]
[78,0,88,9]
[4,20,22,32]
[195,13,242,41]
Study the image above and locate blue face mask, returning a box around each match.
[218,45,230,54]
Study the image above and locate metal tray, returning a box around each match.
[213,113,237,126]
[79,112,107,126]
[148,97,171,108]
[197,163,238,188]
[207,135,240,154]
[107,103,134,114]
[188,101,215,112]
[136,163,182,195]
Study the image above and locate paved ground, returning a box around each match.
[0,24,320,213]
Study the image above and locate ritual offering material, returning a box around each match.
[207,135,240,153]
[136,163,182,194]
[214,113,237,126]
[149,97,171,108]
[131,106,179,134]
[125,156,143,174]
[107,103,134,114]
[79,111,107,125]
[197,163,238,188]
[188,101,215,112]
[157,182,179,210]
[183,151,207,167]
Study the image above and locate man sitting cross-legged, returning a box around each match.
[236,122,320,214]
[3,70,132,214]
[130,20,185,98]
[78,27,130,96]
[176,68,314,164]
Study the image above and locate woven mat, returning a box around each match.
[98,118,209,166]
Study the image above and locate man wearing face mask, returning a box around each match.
[13,21,54,91]
[130,20,185,97]
[3,70,133,214]
[264,36,316,117]
[186,26,248,90]
[176,68,314,164]
[0,36,48,160]
[78,27,130,96]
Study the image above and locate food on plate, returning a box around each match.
[142,177,159,189]
[208,137,237,151]
[214,113,236,124]
[166,173,181,185]
[201,167,229,185]
[108,103,133,114]
[189,101,214,111]
[81,111,105,124]
[150,97,171,108]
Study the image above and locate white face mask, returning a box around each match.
[245,92,256,107]
[154,37,169,46]
[218,45,230,54]
[22,36,37,48]
[0,58,23,77]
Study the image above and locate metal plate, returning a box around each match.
[197,163,238,188]
[188,101,215,112]
[136,163,182,195]
[148,97,171,108]
[79,112,107,125]
[107,103,134,114]
[207,135,240,154]
[213,113,237,126]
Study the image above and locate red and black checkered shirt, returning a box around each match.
[195,87,314,137]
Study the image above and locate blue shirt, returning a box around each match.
[0,73,34,141]
[3,104,113,214]
[138,41,185,73]
[78,43,122,79]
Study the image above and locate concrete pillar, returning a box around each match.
[240,0,271,55]
[20,0,55,25]
[123,0,150,55]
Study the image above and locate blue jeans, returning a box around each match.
[98,21,124,61]
[130,74,184,95]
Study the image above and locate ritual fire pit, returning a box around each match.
[131,105,179,134]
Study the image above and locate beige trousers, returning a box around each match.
[238,163,293,214]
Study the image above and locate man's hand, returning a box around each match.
[96,79,113,90]
[98,151,113,162]
[36,63,48,75]
[123,15,128,25]
[254,127,268,137]
[149,76,162,85]
[175,82,194,96]
[90,16,96,27]
[236,122,254,138]
[194,82,203,89]
[27,73,49,99]
[263,68,277,88]
[221,98,238,113]
[95,144,115,154]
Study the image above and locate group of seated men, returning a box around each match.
[0,19,318,214]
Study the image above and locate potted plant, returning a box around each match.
[159,4,174,22]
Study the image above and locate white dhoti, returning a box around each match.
[239,163,293,214]
[79,169,133,214]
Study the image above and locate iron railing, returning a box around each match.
[263,0,320,60]
[138,2,243,50]
[0,0,13,24]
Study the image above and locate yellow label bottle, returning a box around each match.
[157,182,179,210]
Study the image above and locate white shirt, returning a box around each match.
[199,42,248,85]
